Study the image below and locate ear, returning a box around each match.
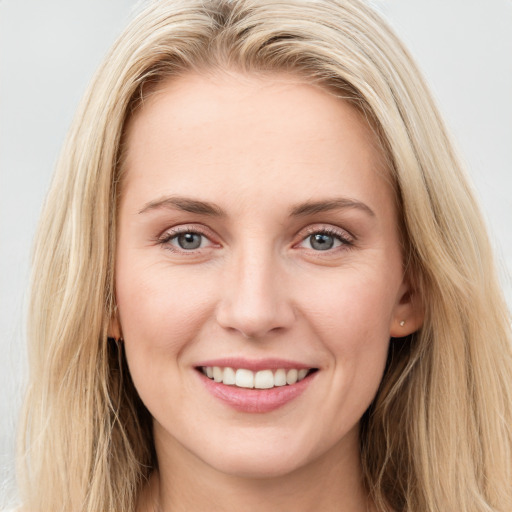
[108,308,123,340]
[389,276,424,338]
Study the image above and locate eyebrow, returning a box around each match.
[290,198,375,217]
[139,196,226,216]
[138,195,375,218]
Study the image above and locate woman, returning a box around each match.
[17,0,512,511]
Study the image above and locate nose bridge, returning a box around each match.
[216,238,294,338]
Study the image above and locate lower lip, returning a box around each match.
[197,371,317,413]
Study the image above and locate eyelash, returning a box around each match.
[155,225,354,254]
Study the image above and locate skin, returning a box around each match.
[111,70,422,512]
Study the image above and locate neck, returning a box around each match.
[138,430,372,512]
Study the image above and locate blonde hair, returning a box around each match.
[18,0,512,511]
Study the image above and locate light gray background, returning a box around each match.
[1,0,511,505]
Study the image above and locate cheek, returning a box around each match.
[298,268,398,343]
[115,257,218,354]
[114,261,219,416]
[297,268,397,397]
[310,276,394,415]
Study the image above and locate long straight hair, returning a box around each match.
[18,1,512,510]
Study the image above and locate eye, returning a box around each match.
[308,233,338,251]
[297,227,353,252]
[157,226,216,253]
[173,232,205,250]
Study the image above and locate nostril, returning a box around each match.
[216,302,296,340]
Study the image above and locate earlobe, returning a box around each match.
[390,316,423,338]
[108,310,123,341]
[389,281,424,338]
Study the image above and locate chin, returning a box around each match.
[209,454,308,480]
[195,435,318,480]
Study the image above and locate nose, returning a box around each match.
[215,247,295,339]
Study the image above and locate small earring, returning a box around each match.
[399,320,406,327]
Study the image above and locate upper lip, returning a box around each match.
[194,357,317,372]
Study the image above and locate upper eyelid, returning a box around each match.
[158,224,214,239]
[297,224,355,241]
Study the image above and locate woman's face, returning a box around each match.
[114,71,419,478]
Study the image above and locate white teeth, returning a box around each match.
[213,366,223,382]
[236,369,254,388]
[201,366,314,388]
[286,369,298,385]
[298,369,308,381]
[223,367,236,385]
[254,370,274,389]
[274,368,287,387]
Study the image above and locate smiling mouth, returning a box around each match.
[197,366,318,389]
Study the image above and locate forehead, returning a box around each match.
[120,71,393,217]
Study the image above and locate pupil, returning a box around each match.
[178,233,201,250]
[311,233,334,251]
